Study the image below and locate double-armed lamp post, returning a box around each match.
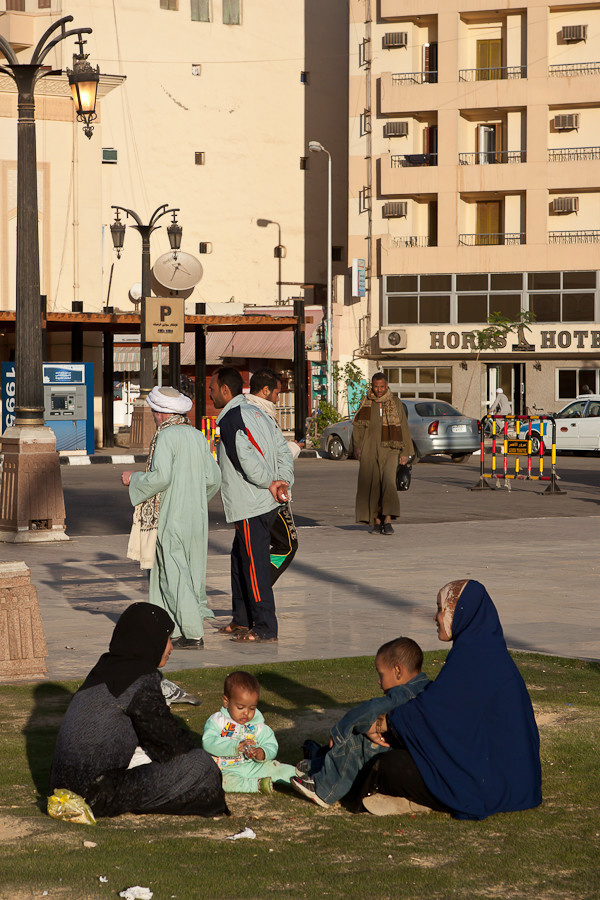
[110,205,183,449]
[0,16,99,542]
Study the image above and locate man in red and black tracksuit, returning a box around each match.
[210,367,294,644]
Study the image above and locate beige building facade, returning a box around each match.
[0,0,348,437]
[344,0,600,419]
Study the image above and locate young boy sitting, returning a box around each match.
[291,636,429,807]
[202,670,296,794]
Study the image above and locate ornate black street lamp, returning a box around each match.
[110,204,182,398]
[0,16,100,542]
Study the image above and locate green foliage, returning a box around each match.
[308,399,342,447]
[466,309,536,352]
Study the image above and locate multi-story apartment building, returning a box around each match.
[346,0,600,418]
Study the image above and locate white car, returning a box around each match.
[519,395,600,453]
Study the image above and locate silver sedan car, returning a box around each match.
[320,398,480,463]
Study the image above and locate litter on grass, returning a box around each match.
[47,789,96,825]
[119,888,153,900]
[226,827,256,841]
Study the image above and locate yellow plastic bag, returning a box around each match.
[47,788,96,825]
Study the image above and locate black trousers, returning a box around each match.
[348,745,450,814]
[231,509,279,638]
[270,502,298,585]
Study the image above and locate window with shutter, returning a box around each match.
[191,0,210,21]
[223,0,241,24]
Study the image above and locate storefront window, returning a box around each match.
[558,369,599,399]
[382,366,452,401]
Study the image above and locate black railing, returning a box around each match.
[390,153,438,167]
[458,150,526,165]
[548,230,600,244]
[390,235,435,248]
[548,146,600,162]
[459,65,526,82]
[459,233,525,246]
[549,62,600,77]
[391,71,438,85]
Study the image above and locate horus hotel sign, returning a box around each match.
[421,325,600,353]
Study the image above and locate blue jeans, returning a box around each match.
[312,673,430,805]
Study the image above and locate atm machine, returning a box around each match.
[2,362,95,454]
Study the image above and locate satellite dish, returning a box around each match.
[150,270,195,300]
[128,283,142,305]
[152,251,203,291]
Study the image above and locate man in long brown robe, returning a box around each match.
[351,373,414,535]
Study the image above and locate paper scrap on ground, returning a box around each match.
[83,841,97,848]
[119,888,153,900]
[226,827,256,841]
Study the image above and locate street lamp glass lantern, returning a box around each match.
[308,141,324,153]
[167,211,183,253]
[67,51,99,139]
[110,213,126,259]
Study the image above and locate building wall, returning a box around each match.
[0,0,348,315]
[346,0,600,417]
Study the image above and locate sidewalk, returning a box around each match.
[2,514,598,682]
[59,446,320,465]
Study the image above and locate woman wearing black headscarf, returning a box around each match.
[50,603,228,818]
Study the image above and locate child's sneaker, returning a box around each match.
[258,777,273,795]
[290,775,329,809]
[295,759,312,777]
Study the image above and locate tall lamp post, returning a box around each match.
[0,17,99,543]
[257,218,285,305]
[110,204,182,450]
[308,140,333,406]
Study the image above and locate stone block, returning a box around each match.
[0,561,47,678]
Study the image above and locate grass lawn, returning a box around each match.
[1,652,599,900]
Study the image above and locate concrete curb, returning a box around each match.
[60,449,322,465]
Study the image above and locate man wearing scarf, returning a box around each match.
[121,386,221,649]
[351,373,414,535]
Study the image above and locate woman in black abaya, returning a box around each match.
[50,603,228,818]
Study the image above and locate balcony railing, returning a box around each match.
[391,71,438,85]
[548,146,600,162]
[458,65,526,82]
[390,236,435,248]
[549,62,600,77]
[459,150,526,165]
[459,233,525,246]
[548,230,600,244]
[390,153,437,167]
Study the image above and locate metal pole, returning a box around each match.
[169,342,180,389]
[277,223,282,306]
[194,302,206,428]
[102,330,114,448]
[139,227,153,397]
[14,66,44,425]
[326,150,333,407]
[293,297,307,441]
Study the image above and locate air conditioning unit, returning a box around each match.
[102,148,118,164]
[562,24,587,42]
[554,113,579,130]
[378,327,408,351]
[382,201,407,218]
[552,196,579,213]
[383,32,408,49]
[199,242,213,254]
[383,121,409,138]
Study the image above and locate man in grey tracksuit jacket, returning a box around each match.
[211,368,294,641]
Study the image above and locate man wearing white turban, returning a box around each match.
[121,387,222,649]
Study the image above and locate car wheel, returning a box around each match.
[327,435,347,460]
[450,453,471,463]
[530,434,544,456]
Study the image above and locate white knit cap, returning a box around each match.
[496,388,504,393]
[146,386,192,414]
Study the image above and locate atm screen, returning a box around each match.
[51,396,68,411]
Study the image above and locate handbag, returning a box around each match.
[396,463,412,492]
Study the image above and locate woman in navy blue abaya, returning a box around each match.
[356,580,542,820]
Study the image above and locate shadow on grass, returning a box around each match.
[24,683,74,806]
[252,670,340,716]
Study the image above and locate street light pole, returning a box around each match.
[110,204,181,450]
[308,141,333,406]
[257,218,285,305]
[0,16,99,543]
